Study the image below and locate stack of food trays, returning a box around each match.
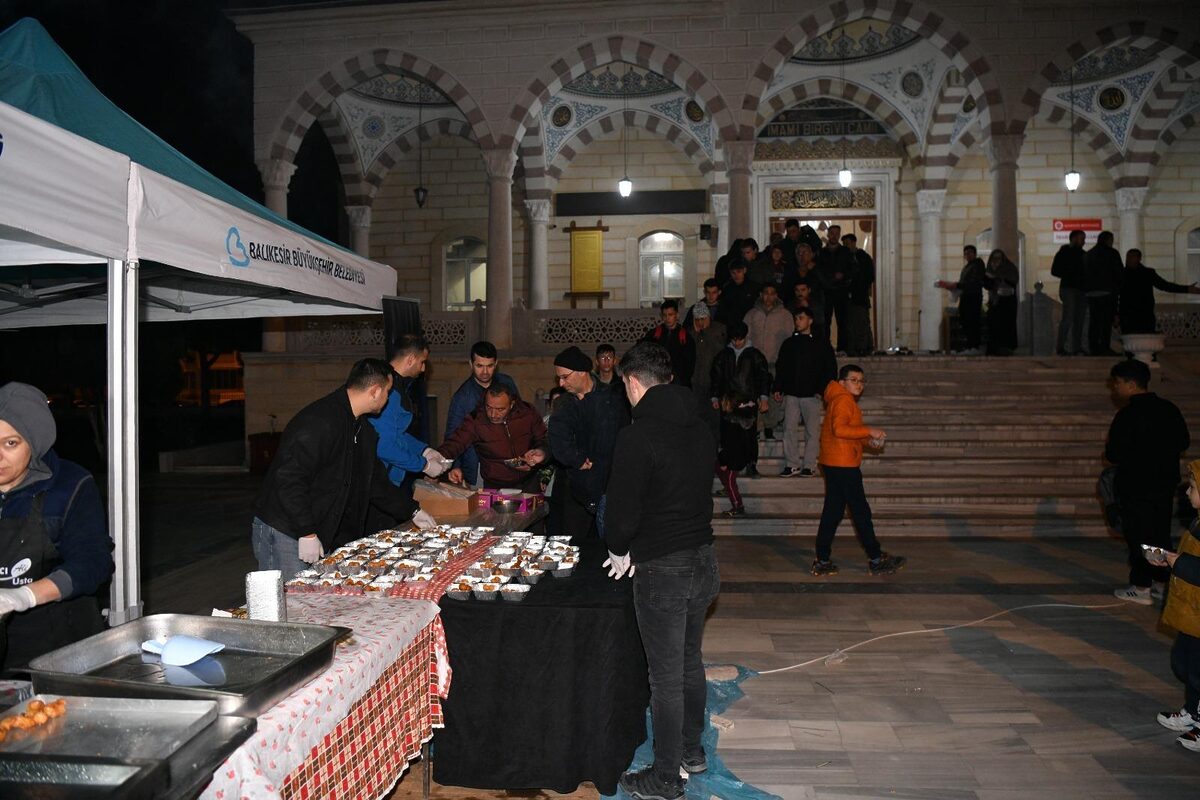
[445,534,580,603]
[285,525,495,595]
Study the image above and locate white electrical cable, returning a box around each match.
[754,601,1126,675]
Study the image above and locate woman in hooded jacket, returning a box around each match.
[983,249,1020,355]
[0,382,112,669]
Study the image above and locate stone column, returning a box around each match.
[711,193,729,251]
[916,189,947,351]
[346,205,372,257]
[1116,186,1148,252]
[257,158,297,217]
[725,141,756,243]
[483,148,517,348]
[985,134,1022,262]
[524,199,551,309]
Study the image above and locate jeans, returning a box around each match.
[815,465,882,562]
[1120,493,1173,587]
[596,494,608,539]
[251,517,309,580]
[1057,286,1086,354]
[1171,633,1200,717]
[632,544,720,782]
[783,395,822,470]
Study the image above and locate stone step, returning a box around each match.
[710,514,1111,538]
[724,476,1101,495]
[713,496,1101,515]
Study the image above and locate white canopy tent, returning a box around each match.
[0,21,396,623]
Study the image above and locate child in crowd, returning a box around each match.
[1156,459,1200,751]
[709,320,771,516]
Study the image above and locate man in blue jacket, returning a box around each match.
[371,334,450,486]
[443,341,519,488]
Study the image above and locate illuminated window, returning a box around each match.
[639,231,685,307]
[445,236,486,311]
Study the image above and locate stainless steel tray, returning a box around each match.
[0,754,167,799]
[28,614,346,718]
[0,694,217,763]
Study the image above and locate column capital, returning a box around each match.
[985,134,1023,171]
[345,204,372,229]
[482,148,517,182]
[1115,186,1149,213]
[724,140,756,173]
[523,198,551,224]
[256,157,297,190]
[710,193,729,218]
[916,189,947,218]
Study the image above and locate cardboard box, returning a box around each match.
[413,479,479,518]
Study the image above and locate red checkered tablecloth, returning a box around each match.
[200,595,448,800]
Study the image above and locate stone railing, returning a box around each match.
[511,306,660,356]
[1157,302,1200,343]
[284,304,483,355]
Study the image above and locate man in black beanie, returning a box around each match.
[549,346,629,539]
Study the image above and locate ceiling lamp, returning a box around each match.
[414,95,428,208]
[1064,62,1080,193]
[839,167,853,188]
[617,65,633,197]
[837,29,852,188]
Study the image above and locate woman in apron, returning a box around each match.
[0,382,112,669]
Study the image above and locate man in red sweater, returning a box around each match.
[436,384,548,492]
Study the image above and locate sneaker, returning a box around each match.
[681,749,708,774]
[1158,707,1197,732]
[1113,585,1153,605]
[868,553,906,575]
[1178,728,1200,752]
[811,559,839,576]
[619,766,685,800]
[779,467,798,477]
[712,487,727,497]
[723,506,745,517]
[744,464,759,479]
[798,468,816,477]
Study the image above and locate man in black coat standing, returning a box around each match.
[1106,359,1191,605]
[1052,229,1087,355]
[773,308,838,477]
[253,359,412,579]
[719,261,759,325]
[1084,231,1124,356]
[604,342,719,800]
[643,299,696,387]
[1117,248,1199,334]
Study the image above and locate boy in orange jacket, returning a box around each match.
[812,364,906,576]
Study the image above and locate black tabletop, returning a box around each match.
[433,539,649,794]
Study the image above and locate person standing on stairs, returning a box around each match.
[1106,359,1191,605]
[743,283,792,441]
[812,364,906,576]
[710,320,772,512]
[773,307,837,478]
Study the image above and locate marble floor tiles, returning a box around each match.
[704,537,1200,800]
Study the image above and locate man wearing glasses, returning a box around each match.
[811,364,906,576]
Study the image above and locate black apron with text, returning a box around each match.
[0,494,104,670]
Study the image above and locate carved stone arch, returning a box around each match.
[755,77,922,163]
[921,74,970,189]
[1036,103,1124,187]
[362,118,477,199]
[1161,109,1200,149]
[1016,23,1200,136]
[546,109,722,189]
[520,126,552,201]
[1123,67,1196,187]
[267,48,493,165]
[502,34,738,154]
[741,0,1005,139]
[313,106,371,206]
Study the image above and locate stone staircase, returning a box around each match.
[712,355,1200,538]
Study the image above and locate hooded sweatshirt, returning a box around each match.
[604,383,716,563]
[0,383,113,599]
[818,380,873,468]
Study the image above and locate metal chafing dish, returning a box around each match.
[27,614,347,718]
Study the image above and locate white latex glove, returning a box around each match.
[422,447,449,478]
[0,586,37,616]
[412,509,437,530]
[603,552,635,580]
[298,534,324,564]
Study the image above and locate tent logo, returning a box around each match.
[226,226,250,267]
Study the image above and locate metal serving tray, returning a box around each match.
[28,614,346,718]
[0,754,167,800]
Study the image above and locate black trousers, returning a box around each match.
[828,289,851,352]
[959,295,982,349]
[1120,493,1174,587]
[816,465,882,562]
[561,486,597,541]
[987,296,1018,354]
[632,544,720,782]
[1172,633,1200,716]
[1088,294,1118,354]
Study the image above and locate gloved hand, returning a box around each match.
[412,509,437,530]
[298,534,324,564]
[0,586,37,616]
[422,447,450,478]
[603,551,635,580]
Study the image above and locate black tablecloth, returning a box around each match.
[433,539,649,793]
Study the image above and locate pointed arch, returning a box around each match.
[314,106,371,206]
[502,34,738,154]
[921,75,970,189]
[268,48,493,165]
[362,118,477,199]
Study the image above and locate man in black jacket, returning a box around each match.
[643,299,696,387]
[773,308,838,477]
[1052,229,1087,355]
[252,359,412,579]
[604,342,719,800]
[819,225,854,354]
[1085,231,1124,356]
[1106,359,1191,604]
[1117,248,1200,334]
[843,233,875,356]
[718,261,759,325]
